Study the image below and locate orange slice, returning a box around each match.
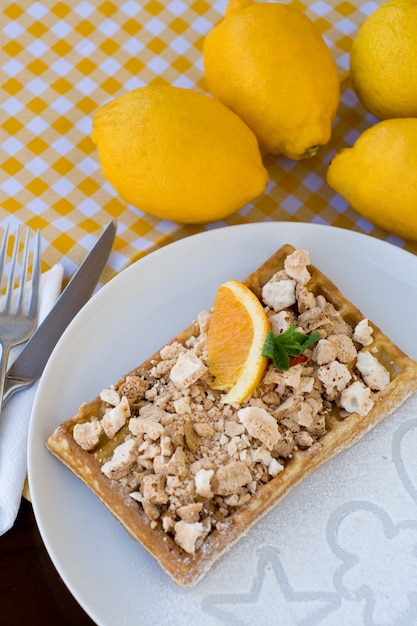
[206,279,269,405]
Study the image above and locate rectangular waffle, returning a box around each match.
[46,244,417,586]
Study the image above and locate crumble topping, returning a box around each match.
[72,249,391,556]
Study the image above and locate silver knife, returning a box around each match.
[2,220,116,405]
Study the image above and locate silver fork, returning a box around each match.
[0,226,41,409]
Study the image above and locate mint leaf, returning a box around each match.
[262,331,291,370]
[261,324,320,371]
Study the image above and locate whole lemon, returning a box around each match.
[350,0,417,120]
[203,0,340,159]
[326,118,417,241]
[91,86,268,224]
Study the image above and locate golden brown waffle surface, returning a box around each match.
[46,245,417,586]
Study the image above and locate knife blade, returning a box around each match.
[2,220,116,405]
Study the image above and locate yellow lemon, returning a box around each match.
[92,86,268,224]
[350,0,417,120]
[203,0,340,159]
[326,118,417,241]
[206,279,269,405]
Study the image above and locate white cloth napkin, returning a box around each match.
[0,264,64,535]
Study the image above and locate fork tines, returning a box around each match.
[0,226,41,317]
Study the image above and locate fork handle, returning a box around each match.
[0,343,13,410]
[2,376,34,407]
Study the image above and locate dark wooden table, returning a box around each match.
[0,498,95,625]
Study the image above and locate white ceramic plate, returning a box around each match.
[29,223,417,626]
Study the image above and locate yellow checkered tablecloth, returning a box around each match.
[1,0,416,283]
